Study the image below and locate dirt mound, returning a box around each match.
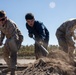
[48,50,74,65]
[20,50,76,75]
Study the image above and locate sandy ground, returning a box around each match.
[0,49,76,75]
[0,58,36,75]
[0,58,36,65]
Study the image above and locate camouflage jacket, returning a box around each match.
[0,19,23,43]
[56,19,76,45]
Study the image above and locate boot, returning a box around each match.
[1,68,10,73]
[10,68,15,75]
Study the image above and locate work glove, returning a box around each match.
[38,39,44,45]
[28,34,33,38]
[39,41,43,45]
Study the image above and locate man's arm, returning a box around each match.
[0,31,5,45]
[65,26,75,46]
[37,23,46,40]
[26,23,33,38]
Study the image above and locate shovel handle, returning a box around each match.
[32,37,49,55]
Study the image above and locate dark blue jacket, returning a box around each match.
[26,21,49,42]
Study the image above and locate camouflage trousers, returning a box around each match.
[2,37,22,70]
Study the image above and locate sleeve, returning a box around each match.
[7,22,16,37]
[7,20,22,40]
[65,25,75,46]
[26,23,33,35]
[45,27,49,41]
[36,23,46,40]
[0,31,5,43]
[14,24,22,36]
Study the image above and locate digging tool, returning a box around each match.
[32,37,49,56]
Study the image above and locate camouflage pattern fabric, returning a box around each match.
[0,19,23,70]
[56,19,76,57]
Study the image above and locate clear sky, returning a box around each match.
[0,0,76,46]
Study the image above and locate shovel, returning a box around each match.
[32,37,49,56]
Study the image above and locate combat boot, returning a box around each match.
[11,71,15,75]
[10,68,15,75]
[1,68,10,74]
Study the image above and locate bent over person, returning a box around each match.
[0,10,23,75]
[25,13,49,59]
[56,19,76,59]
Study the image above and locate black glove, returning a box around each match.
[28,34,33,38]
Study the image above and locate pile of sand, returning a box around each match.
[19,50,76,75]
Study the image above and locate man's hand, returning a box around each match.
[39,41,43,45]
[29,34,33,38]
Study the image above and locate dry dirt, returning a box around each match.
[1,50,76,75]
[19,50,76,75]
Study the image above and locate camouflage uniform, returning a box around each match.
[0,19,23,71]
[56,19,76,58]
